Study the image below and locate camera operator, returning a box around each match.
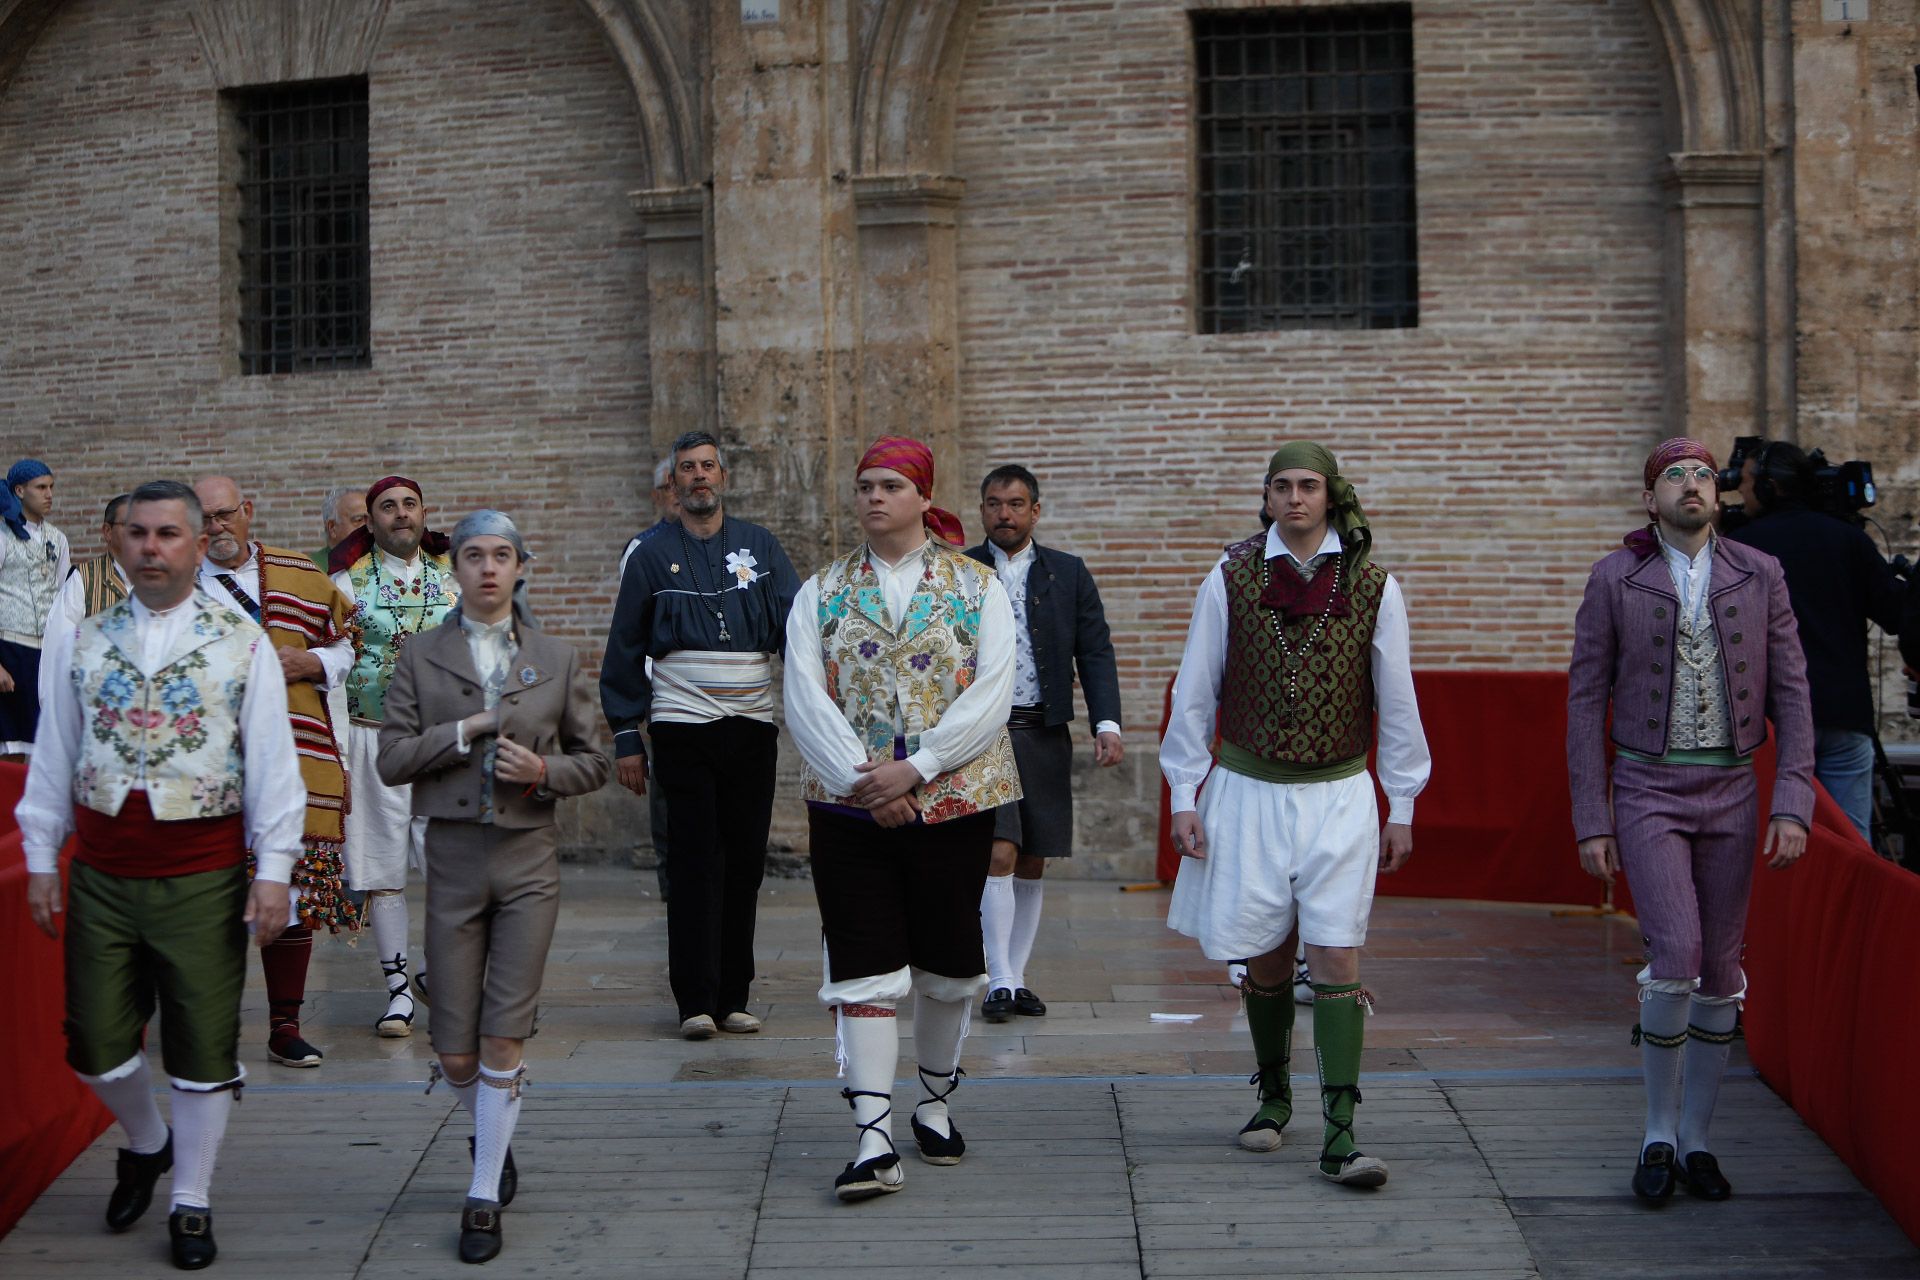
[1726,442,1904,841]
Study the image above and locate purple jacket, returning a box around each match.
[1566,536,1816,841]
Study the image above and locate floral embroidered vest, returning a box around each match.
[1219,535,1387,768]
[69,592,260,821]
[345,550,458,723]
[800,542,1023,824]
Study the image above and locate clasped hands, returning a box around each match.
[460,708,545,785]
[852,758,923,829]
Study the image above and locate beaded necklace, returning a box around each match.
[368,553,438,642]
[1260,551,1342,727]
[677,520,733,644]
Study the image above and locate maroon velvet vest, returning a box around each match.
[1219,534,1387,768]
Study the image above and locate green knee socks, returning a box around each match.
[1243,976,1294,1129]
[1312,982,1368,1174]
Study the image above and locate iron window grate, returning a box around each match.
[232,78,371,374]
[1194,6,1418,333]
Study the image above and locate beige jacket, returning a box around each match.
[377,616,609,826]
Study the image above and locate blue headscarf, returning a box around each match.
[449,509,540,630]
[1,459,50,542]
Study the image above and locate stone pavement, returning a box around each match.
[5,869,1917,1278]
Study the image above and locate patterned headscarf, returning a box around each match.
[326,475,452,574]
[1643,438,1717,492]
[449,508,539,630]
[1265,441,1372,577]
[856,436,965,547]
[2,459,51,542]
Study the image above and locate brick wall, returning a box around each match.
[949,0,1672,866]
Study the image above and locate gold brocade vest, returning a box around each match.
[800,542,1023,824]
[69,593,259,821]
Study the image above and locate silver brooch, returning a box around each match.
[519,667,538,686]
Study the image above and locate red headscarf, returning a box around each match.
[327,475,453,574]
[1642,438,1717,491]
[856,436,965,547]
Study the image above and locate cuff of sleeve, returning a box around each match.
[455,721,470,755]
[252,852,296,883]
[1094,720,1121,738]
[1385,795,1416,826]
[613,728,646,761]
[1571,802,1616,844]
[1169,783,1198,814]
[25,845,58,875]
[907,749,941,784]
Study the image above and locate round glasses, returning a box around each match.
[1658,465,1716,487]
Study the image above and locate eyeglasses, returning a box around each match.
[202,504,245,527]
[1657,465,1716,487]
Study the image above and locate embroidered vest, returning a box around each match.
[69,594,260,821]
[76,555,129,617]
[1666,602,1735,750]
[345,551,458,723]
[1219,536,1387,769]
[0,525,62,642]
[800,542,1023,824]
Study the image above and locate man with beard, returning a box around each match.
[0,459,71,758]
[602,431,800,1039]
[19,480,302,1269]
[964,465,1123,1022]
[194,477,358,1068]
[330,477,459,1037]
[1568,437,1814,1204]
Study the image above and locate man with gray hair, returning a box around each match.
[311,485,368,572]
[601,432,800,1039]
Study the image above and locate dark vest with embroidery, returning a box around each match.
[1219,534,1387,768]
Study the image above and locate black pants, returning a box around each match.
[651,718,778,1020]
[809,807,995,982]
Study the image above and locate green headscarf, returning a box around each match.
[1265,441,1372,577]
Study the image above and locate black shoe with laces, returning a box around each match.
[1677,1149,1731,1200]
[459,1201,503,1264]
[981,988,1014,1022]
[168,1208,217,1270]
[467,1135,518,1206]
[106,1133,172,1231]
[1012,987,1047,1017]
[909,1065,966,1166]
[1632,1141,1678,1202]
[834,1087,905,1201]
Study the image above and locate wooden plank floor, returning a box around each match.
[5,872,1915,1278]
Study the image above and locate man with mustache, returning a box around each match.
[964,465,1123,1023]
[602,431,800,1039]
[19,479,303,1269]
[0,458,71,759]
[194,477,358,1069]
[1567,437,1814,1204]
[330,477,460,1038]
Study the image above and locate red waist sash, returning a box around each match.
[73,791,246,878]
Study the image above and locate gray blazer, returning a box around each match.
[378,617,610,826]
[1566,536,1815,841]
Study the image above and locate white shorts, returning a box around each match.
[342,723,427,891]
[1166,767,1379,960]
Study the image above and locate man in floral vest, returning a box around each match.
[1163,441,1430,1188]
[195,476,359,1070]
[784,435,1021,1203]
[329,476,459,1037]
[19,479,305,1269]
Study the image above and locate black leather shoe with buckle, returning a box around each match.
[168,1208,217,1270]
[106,1133,173,1231]
[1632,1141,1677,1202]
[459,1203,503,1264]
[981,987,1014,1022]
[1677,1150,1732,1200]
[1012,987,1047,1017]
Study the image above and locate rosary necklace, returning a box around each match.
[678,521,733,644]
[1261,553,1342,726]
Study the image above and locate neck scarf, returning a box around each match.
[2,458,50,542]
[1265,441,1372,578]
[856,436,965,547]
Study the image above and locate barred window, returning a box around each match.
[1194,7,1417,333]
[230,78,371,374]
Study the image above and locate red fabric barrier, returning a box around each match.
[1156,670,1626,911]
[0,762,111,1238]
[1742,745,1920,1245]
